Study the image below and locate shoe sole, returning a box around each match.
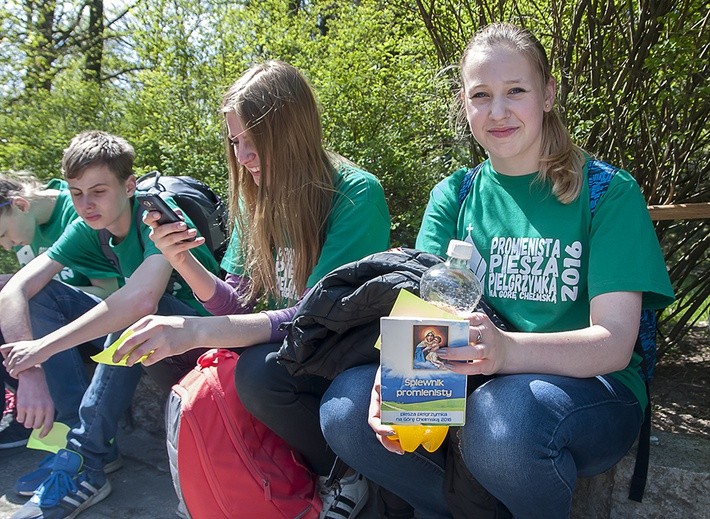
[16,456,123,496]
[66,480,112,519]
[0,439,29,450]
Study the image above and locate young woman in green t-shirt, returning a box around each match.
[320,23,674,518]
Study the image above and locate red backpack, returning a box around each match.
[166,349,321,519]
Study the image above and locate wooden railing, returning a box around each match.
[648,202,710,221]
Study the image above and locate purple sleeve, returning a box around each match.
[199,274,256,316]
[261,287,311,342]
[263,306,298,343]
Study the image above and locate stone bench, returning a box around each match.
[128,374,709,518]
[571,430,709,518]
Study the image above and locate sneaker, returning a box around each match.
[11,449,111,519]
[15,450,123,496]
[0,419,31,450]
[319,472,369,519]
[6,387,18,410]
[175,499,189,518]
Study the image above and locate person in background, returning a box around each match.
[320,23,674,518]
[114,60,391,519]
[0,171,119,450]
[3,131,220,519]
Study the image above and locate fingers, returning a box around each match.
[112,335,150,366]
[39,417,54,439]
[367,368,405,455]
[15,399,54,436]
[144,211,202,249]
[6,354,31,378]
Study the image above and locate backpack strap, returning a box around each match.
[458,163,484,207]
[98,199,146,279]
[588,159,652,502]
[98,228,122,278]
[628,382,651,502]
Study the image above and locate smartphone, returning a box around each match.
[135,193,196,241]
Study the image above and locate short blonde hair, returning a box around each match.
[62,131,135,181]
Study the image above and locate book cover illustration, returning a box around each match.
[380,316,469,426]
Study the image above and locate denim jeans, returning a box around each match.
[235,342,335,475]
[321,363,643,519]
[26,280,200,483]
[26,280,106,427]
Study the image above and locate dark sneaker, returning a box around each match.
[15,450,122,496]
[11,449,111,519]
[0,418,31,450]
[319,472,369,519]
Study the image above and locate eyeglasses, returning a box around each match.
[0,199,12,208]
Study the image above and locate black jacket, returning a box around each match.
[277,248,443,380]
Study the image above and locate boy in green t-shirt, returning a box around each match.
[1,131,219,518]
[0,171,121,450]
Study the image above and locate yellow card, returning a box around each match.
[374,289,464,349]
[91,329,150,366]
[27,422,70,453]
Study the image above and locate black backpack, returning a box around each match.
[99,171,229,276]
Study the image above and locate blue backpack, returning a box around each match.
[458,160,655,502]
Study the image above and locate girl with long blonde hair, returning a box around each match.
[117,60,390,518]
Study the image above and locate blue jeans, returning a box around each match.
[27,280,106,427]
[320,363,643,519]
[27,280,200,483]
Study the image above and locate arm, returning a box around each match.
[440,291,642,378]
[0,253,65,343]
[114,285,304,365]
[113,312,272,366]
[76,276,120,299]
[0,254,65,437]
[4,254,174,376]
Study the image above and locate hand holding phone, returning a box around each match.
[135,193,196,241]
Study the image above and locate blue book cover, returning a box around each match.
[380,316,468,426]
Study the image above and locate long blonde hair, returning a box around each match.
[461,23,585,203]
[221,60,335,303]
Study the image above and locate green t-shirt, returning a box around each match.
[12,179,93,287]
[416,159,674,409]
[47,196,220,316]
[220,163,391,308]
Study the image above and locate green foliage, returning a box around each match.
[0,249,17,275]
[0,0,707,344]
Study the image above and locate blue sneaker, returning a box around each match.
[16,451,122,496]
[11,449,111,519]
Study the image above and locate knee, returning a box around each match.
[320,364,376,450]
[234,346,283,413]
[461,376,557,476]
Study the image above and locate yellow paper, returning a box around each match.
[374,289,464,349]
[27,422,70,453]
[91,329,150,366]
